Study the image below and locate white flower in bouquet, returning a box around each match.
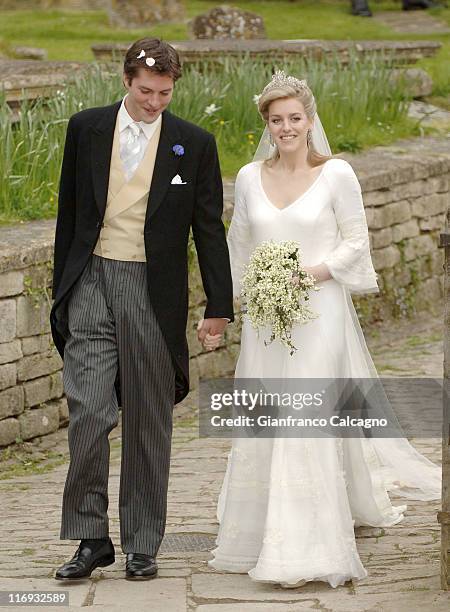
[241,240,319,355]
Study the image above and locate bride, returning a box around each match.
[207,71,441,588]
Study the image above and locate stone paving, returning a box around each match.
[408,101,450,128]
[0,310,449,611]
[374,10,450,35]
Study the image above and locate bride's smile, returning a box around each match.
[268,97,313,152]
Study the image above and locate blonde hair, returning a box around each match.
[257,82,331,167]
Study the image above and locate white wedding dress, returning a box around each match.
[208,158,441,587]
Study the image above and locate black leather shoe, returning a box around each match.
[55,538,115,580]
[125,553,158,580]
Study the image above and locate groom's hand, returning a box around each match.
[197,318,228,351]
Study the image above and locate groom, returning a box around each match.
[50,37,234,580]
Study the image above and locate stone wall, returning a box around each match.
[0,137,448,447]
[440,201,450,589]
[0,220,242,449]
[92,39,441,67]
[0,222,66,448]
[332,138,449,323]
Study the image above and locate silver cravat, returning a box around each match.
[122,121,144,181]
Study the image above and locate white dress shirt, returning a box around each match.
[119,94,162,181]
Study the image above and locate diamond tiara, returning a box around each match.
[260,70,309,96]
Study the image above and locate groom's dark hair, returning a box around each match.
[124,38,182,83]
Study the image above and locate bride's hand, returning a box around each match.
[303,264,332,283]
[197,318,225,351]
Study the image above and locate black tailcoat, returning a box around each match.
[50,101,234,404]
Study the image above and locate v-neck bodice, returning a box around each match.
[227,157,378,297]
[258,160,329,213]
[233,159,337,267]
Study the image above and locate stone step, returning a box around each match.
[92,38,441,66]
[0,60,110,109]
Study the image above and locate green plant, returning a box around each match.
[23,261,54,309]
[0,56,417,223]
[0,445,67,480]
[382,242,422,319]
[353,293,384,328]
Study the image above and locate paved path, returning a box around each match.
[408,101,450,128]
[374,10,450,35]
[0,311,448,611]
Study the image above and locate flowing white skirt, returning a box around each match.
[208,280,441,587]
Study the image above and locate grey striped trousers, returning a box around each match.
[60,254,175,556]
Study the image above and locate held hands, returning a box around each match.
[197,318,228,352]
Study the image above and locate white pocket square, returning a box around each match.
[170,174,187,185]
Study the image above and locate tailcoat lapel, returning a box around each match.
[145,110,184,224]
[90,101,121,218]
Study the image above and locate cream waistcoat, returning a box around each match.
[93,116,162,262]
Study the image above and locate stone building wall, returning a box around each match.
[0,137,448,447]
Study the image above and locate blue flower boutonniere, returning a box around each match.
[172,144,184,157]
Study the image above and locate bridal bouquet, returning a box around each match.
[241,241,319,355]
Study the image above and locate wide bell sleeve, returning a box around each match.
[227,166,252,299]
[322,159,379,294]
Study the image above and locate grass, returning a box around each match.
[0,2,442,53]
[0,1,448,224]
[405,335,427,346]
[375,363,411,372]
[417,7,450,102]
[0,445,67,480]
[0,2,393,60]
[404,332,442,346]
[0,55,420,223]
[174,413,198,429]
[0,1,448,94]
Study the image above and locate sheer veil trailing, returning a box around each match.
[248,111,441,502]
